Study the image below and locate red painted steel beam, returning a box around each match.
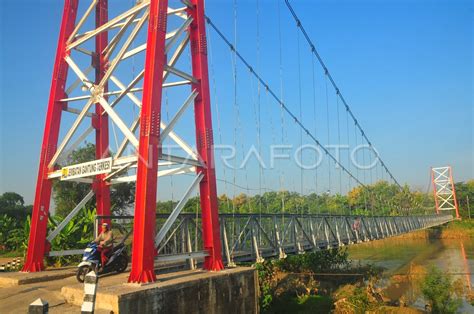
[448,166,460,219]
[128,0,169,283]
[94,0,111,224]
[22,0,79,272]
[188,0,224,271]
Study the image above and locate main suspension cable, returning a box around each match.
[205,16,366,188]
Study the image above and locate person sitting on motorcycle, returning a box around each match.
[94,222,114,270]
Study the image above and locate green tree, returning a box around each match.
[0,192,24,208]
[154,180,451,217]
[53,143,95,217]
[455,180,474,218]
[421,266,462,314]
[346,181,434,216]
[0,192,31,219]
[53,143,135,217]
[156,200,178,213]
[111,181,135,215]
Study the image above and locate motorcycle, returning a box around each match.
[76,241,129,283]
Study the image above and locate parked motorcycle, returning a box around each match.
[76,241,128,283]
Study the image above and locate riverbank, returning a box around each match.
[254,248,380,313]
[347,236,474,312]
[257,228,474,313]
[437,219,474,238]
[393,219,474,240]
[255,250,431,313]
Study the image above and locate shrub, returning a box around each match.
[421,266,462,314]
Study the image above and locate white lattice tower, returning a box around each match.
[431,166,460,218]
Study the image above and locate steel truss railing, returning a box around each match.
[87,213,453,268]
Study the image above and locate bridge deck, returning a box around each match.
[91,213,454,266]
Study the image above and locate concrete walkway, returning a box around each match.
[0,268,75,286]
[0,274,110,313]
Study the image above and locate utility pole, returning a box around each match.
[467,195,471,219]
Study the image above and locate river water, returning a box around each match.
[347,238,474,311]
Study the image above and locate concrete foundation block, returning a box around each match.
[62,267,259,314]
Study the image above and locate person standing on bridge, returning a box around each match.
[352,217,361,232]
[94,222,114,270]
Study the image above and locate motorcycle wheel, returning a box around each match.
[115,254,128,273]
[76,265,94,283]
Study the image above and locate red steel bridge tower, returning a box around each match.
[431,166,460,219]
[22,0,224,283]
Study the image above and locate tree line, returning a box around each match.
[1,144,472,256]
[157,181,438,216]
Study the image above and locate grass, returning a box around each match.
[441,219,474,238]
[446,218,474,228]
[0,250,23,258]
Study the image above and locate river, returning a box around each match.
[347,237,474,312]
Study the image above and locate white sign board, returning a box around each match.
[61,157,113,181]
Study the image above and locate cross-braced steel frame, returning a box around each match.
[22,0,223,283]
[431,166,460,219]
[95,213,453,267]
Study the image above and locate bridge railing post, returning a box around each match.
[222,218,236,268]
[379,219,385,238]
[185,219,196,270]
[335,221,342,247]
[274,216,287,259]
[344,218,353,244]
[372,218,379,239]
[323,217,330,248]
[293,218,304,254]
[384,218,390,237]
[309,218,319,251]
[360,218,369,241]
[250,220,264,263]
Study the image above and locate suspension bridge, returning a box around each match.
[16,0,459,292]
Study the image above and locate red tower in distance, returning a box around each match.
[431,166,460,219]
[22,0,224,283]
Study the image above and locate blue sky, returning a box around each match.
[0,0,472,204]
